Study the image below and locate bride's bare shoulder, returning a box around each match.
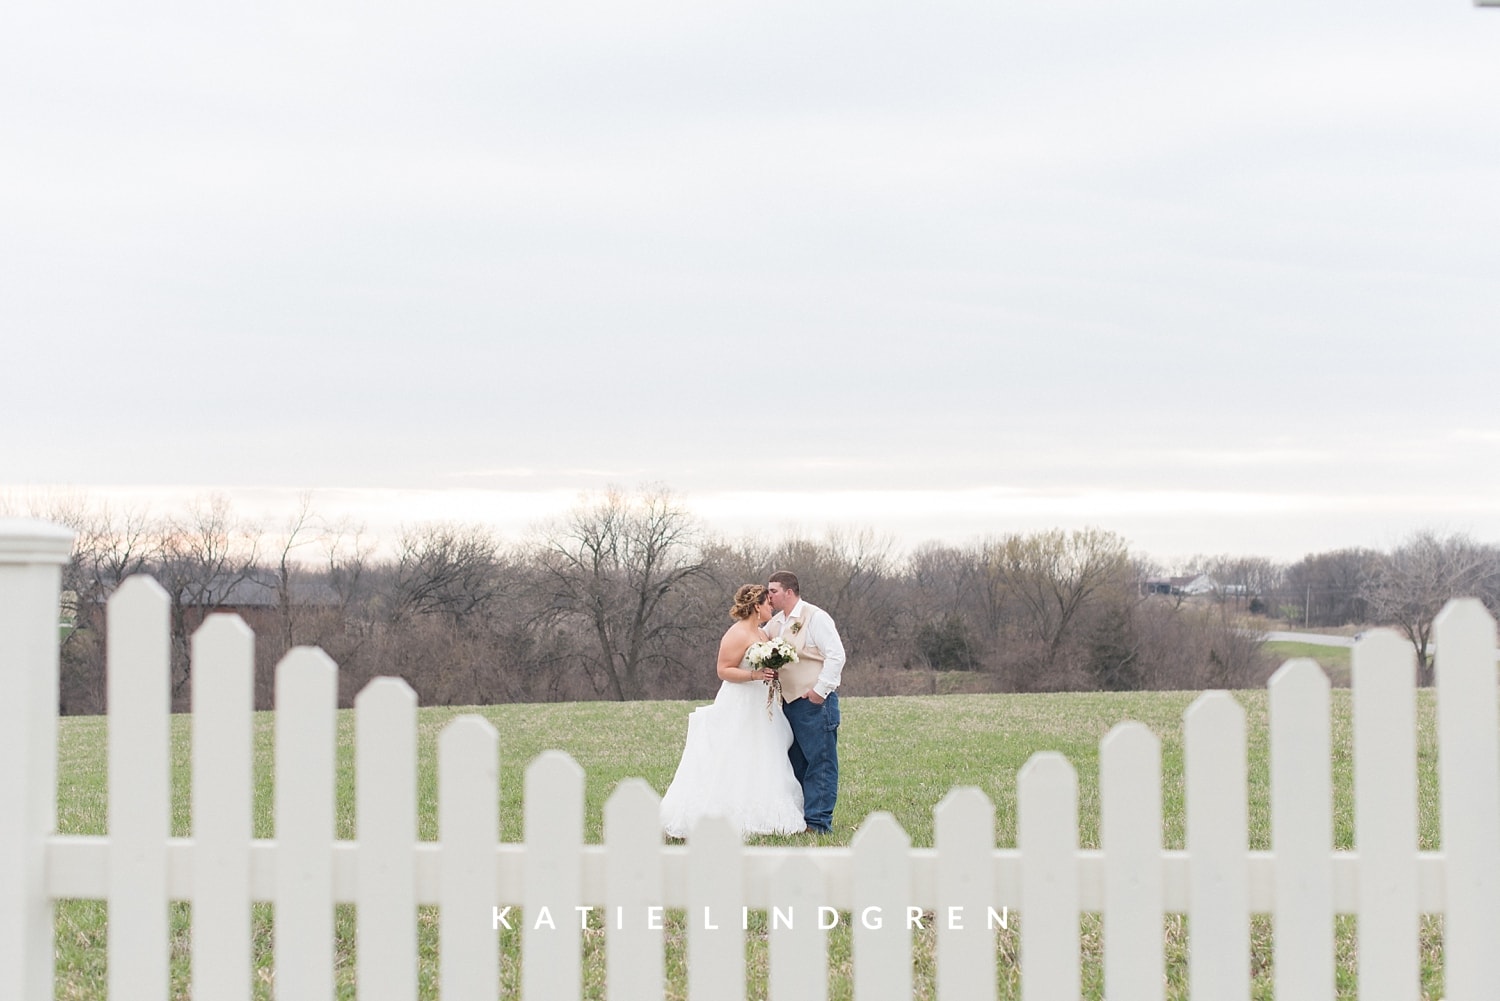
[719,621,757,650]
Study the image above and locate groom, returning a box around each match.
[765,571,846,834]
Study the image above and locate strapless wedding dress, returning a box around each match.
[660,654,806,838]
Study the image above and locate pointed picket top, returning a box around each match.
[933,786,994,832]
[439,714,500,761]
[1018,749,1076,791]
[355,675,418,713]
[1269,657,1329,700]
[1184,689,1244,738]
[276,644,339,682]
[604,778,661,833]
[850,810,910,852]
[275,645,339,701]
[108,573,170,619]
[193,611,254,651]
[1018,751,1078,849]
[1435,597,1498,670]
[1352,628,1413,682]
[1100,720,1158,761]
[526,749,585,793]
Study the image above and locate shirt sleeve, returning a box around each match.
[812,610,846,697]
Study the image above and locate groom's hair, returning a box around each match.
[768,571,800,595]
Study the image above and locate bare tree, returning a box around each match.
[156,494,261,703]
[981,527,1134,687]
[535,487,710,700]
[269,492,322,652]
[1362,530,1500,685]
[391,522,507,624]
[1278,547,1379,627]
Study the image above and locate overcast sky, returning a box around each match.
[6,0,1500,562]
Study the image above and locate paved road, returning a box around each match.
[1263,631,1356,648]
[1262,629,1500,661]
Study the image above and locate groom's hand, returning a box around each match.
[807,691,825,705]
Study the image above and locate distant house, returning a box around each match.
[1143,573,1220,597]
[1180,574,1219,596]
[80,569,339,635]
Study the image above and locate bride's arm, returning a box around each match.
[716,631,768,682]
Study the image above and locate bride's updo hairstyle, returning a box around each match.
[730,584,769,620]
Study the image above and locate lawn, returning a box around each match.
[53,689,1443,1000]
[1263,641,1354,687]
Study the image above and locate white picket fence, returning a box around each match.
[3,520,1499,1000]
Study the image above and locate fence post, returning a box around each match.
[0,519,76,1001]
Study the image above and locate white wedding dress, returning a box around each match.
[660,653,806,838]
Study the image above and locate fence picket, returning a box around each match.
[1269,659,1333,1000]
[274,647,338,1001]
[523,751,584,1001]
[934,787,997,1001]
[852,812,913,1001]
[0,521,73,1001]
[1352,629,1419,1001]
[356,678,418,1001]
[1018,753,1079,1001]
[1184,692,1248,1001]
[605,779,666,1000]
[686,815,744,1001]
[1435,599,1500,999]
[191,615,254,1001]
[768,853,826,1001]
[107,577,171,1001]
[1100,722,1163,1001]
[439,715,500,1001]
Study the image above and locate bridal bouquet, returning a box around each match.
[747,638,798,717]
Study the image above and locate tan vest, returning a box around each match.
[774,602,826,703]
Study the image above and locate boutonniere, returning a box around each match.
[790,621,804,635]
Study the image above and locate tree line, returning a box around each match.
[12,489,1495,714]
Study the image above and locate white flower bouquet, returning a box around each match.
[747,637,799,671]
[747,637,798,716]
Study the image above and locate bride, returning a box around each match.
[660,584,807,838]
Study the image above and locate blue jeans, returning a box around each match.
[785,691,839,832]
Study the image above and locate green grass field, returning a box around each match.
[1263,641,1354,687]
[53,690,1444,1000]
